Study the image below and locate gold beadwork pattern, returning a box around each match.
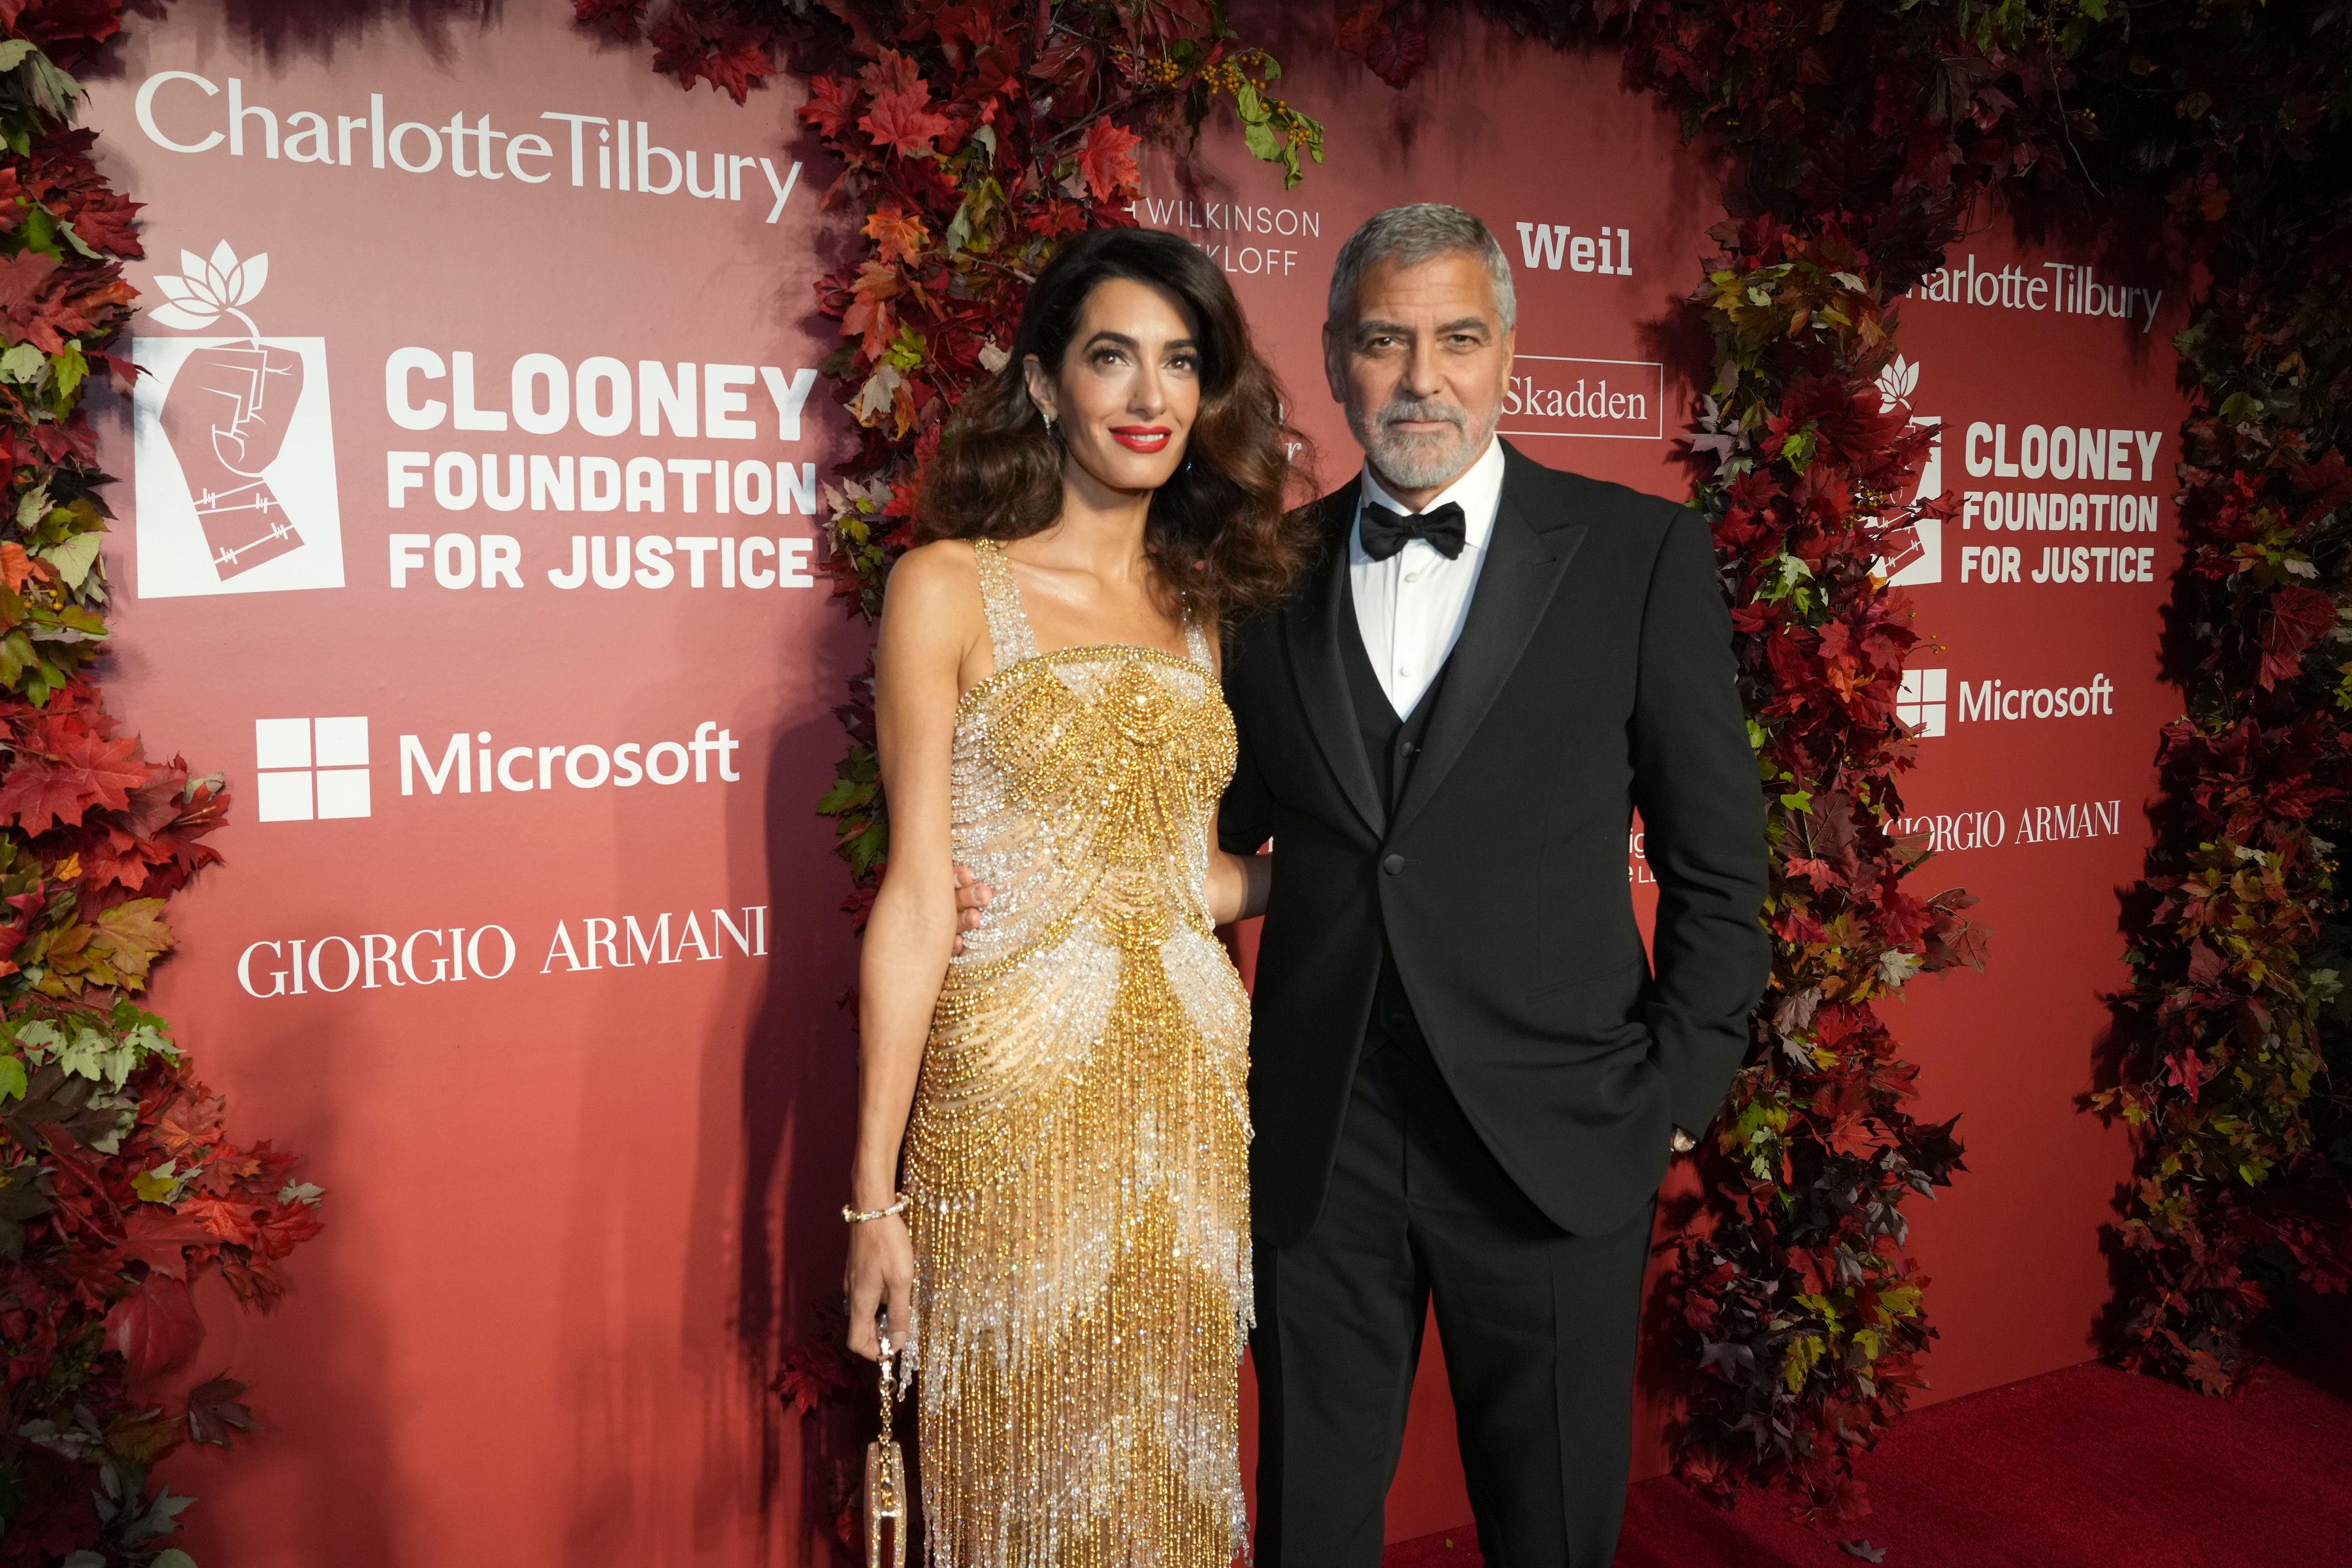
[904,539,1250,1568]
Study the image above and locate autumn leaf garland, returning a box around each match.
[2067,1,2352,1395]
[0,8,325,1566]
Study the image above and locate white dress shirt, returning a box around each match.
[1349,436,1508,718]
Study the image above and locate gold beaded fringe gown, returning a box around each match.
[904,540,1252,1568]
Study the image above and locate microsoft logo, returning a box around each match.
[1896,669,1946,738]
[255,717,371,822]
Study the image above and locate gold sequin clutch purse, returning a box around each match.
[866,1336,908,1568]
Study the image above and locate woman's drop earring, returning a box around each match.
[1041,408,1056,434]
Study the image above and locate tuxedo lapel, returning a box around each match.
[1392,446,1588,836]
[1282,480,1385,839]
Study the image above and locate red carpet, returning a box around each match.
[1381,1358,2352,1567]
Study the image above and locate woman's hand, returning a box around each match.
[845,1213,915,1360]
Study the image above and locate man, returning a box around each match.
[1220,204,1769,1566]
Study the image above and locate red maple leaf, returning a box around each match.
[1077,120,1143,204]
[649,6,776,104]
[572,0,647,41]
[2259,584,2334,689]
[858,48,925,98]
[118,1211,220,1277]
[1337,5,1431,90]
[864,203,930,265]
[154,1090,227,1158]
[178,1193,261,1249]
[842,259,903,357]
[13,0,123,71]
[800,75,860,139]
[1032,200,1088,238]
[0,723,147,832]
[251,1198,327,1259]
[21,129,144,259]
[0,251,91,354]
[860,83,953,158]
[105,1273,204,1385]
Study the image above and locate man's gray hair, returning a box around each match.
[1327,203,1517,333]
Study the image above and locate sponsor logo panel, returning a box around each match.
[1499,355,1663,442]
[1130,195,1323,277]
[1898,669,2117,739]
[1874,355,1943,585]
[235,903,770,998]
[1512,220,1637,277]
[133,71,802,221]
[1893,800,2127,856]
[1905,252,2163,334]
[252,714,747,823]
[133,242,346,597]
[1870,353,2172,591]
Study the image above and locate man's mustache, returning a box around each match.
[1375,397,1469,434]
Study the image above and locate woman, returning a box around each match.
[841,226,1313,1565]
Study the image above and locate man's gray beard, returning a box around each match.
[1350,398,1500,493]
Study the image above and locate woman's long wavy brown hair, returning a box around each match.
[915,227,1318,623]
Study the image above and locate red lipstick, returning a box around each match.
[1110,425,1172,453]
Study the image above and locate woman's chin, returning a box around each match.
[1071,448,1185,496]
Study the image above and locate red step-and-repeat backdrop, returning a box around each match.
[83,3,2185,1561]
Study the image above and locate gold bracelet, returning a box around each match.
[843,1193,911,1224]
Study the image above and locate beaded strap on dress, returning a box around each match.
[970,539,1039,669]
[1183,607,1213,670]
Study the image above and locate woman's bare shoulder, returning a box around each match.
[886,538,983,596]
[881,539,992,628]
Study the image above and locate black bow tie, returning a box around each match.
[1359,500,1467,562]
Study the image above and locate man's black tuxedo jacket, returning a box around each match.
[1220,440,1771,1244]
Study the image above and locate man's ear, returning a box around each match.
[1497,323,1516,400]
[1322,319,1348,404]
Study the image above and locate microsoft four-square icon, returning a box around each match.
[1896,670,1946,739]
[255,717,370,821]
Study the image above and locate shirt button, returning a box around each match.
[1405,571,1422,582]
[1382,854,1406,875]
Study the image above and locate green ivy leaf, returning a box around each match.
[37,531,99,591]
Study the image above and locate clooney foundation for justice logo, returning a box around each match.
[1872,353,1943,587]
[131,240,344,596]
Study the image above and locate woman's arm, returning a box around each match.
[844,544,982,1361]
[1205,841,1273,925]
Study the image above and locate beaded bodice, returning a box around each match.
[941,538,1235,972]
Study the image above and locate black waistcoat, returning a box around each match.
[1341,587,1449,1060]
[1339,594,1444,813]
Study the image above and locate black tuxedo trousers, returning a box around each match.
[1221,443,1770,1566]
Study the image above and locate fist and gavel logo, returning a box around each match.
[147,241,308,580]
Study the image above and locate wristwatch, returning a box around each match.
[1670,1128,1697,1153]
